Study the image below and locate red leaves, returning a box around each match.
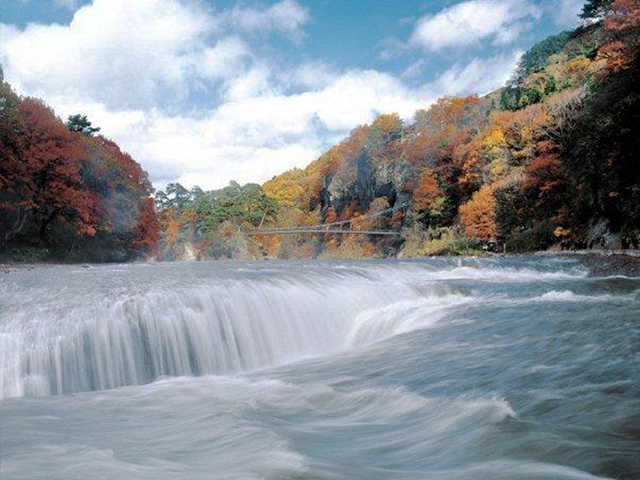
[16,99,96,238]
[521,140,569,217]
[131,197,159,251]
[526,155,566,196]
[0,81,158,258]
[606,0,640,32]
[597,0,640,71]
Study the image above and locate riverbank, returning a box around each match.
[577,253,640,277]
[533,251,640,277]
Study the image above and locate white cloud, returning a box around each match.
[554,0,584,26]
[289,61,338,90]
[0,0,307,110]
[224,64,274,101]
[379,36,408,61]
[1,0,521,191]
[1,0,218,109]
[411,0,541,51]
[194,36,252,80]
[224,0,310,42]
[435,50,522,95]
[42,68,437,190]
[402,59,427,79]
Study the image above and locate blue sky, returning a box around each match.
[1,0,584,189]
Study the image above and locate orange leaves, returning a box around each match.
[82,225,97,237]
[598,40,634,71]
[413,172,442,213]
[339,200,359,222]
[165,218,181,247]
[391,210,404,230]
[408,95,489,166]
[0,80,158,258]
[402,133,429,166]
[370,114,402,140]
[362,241,376,257]
[606,0,640,32]
[415,95,486,133]
[459,184,498,242]
[324,206,338,224]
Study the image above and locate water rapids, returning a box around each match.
[1,257,638,479]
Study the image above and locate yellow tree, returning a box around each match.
[459,184,498,242]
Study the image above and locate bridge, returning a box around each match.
[247,228,401,236]
[246,203,407,236]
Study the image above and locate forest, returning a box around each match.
[0,77,158,262]
[155,0,639,260]
[1,0,638,262]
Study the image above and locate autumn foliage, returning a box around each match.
[4,1,638,261]
[257,11,639,256]
[459,185,498,242]
[0,76,158,261]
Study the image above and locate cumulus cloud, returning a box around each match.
[1,0,521,190]
[289,61,338,90]
[0,0,308,110]
[411,0,541,51]
[42,68,438,190]
[0,0,218,109]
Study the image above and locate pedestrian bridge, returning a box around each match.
[245,203,408,237]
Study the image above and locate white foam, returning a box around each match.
[531,290,637,303]
[347,295,473,347]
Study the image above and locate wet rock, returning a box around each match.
[579,253,640,277]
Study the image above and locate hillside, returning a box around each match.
[0,75,159,262]
[154,3,638,260]
[259,8,640,258]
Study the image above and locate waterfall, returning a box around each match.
[0,259,588,399]
[1,262,470,398]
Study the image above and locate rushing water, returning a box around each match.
[1,256,638,479]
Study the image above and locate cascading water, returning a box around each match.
[1,260,469,398]
[1,257,638,480]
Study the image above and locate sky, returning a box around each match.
[0,0,585,190]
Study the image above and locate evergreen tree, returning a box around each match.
[66,114,101,136]
[580,0,614,19]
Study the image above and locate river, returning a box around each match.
[1,256,638,479]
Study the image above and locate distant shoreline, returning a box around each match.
[570,252,640,277]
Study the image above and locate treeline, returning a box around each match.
[154,1,639,260]
[5,0,634,263]
[154,182,277,260]
[0,73,158,262]
[259,0,639,258]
